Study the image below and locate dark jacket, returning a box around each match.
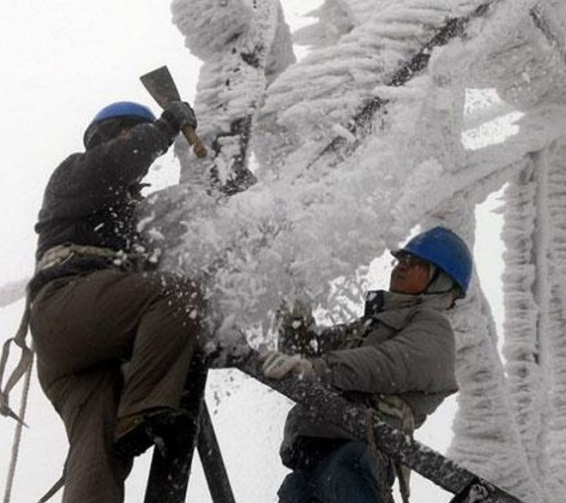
[280,290,458,468]
[30,120,174,295]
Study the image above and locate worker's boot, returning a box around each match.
[114,407,192,458]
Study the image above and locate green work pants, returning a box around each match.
[30,269,205,503]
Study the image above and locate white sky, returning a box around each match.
[0,1,505,502]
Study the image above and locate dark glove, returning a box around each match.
[159,101,197,136]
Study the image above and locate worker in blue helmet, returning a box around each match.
[260,226,473,503]
[27,99,215,503]
[391,226,473,299]
[82,101,158,149]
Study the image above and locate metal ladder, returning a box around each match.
[143,360,235,503]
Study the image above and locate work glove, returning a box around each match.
[259,350,316,380]
[160,101,197,136]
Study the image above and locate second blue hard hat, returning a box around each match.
[393,226,473,296]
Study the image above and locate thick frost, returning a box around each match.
[146,1,566,501]
[254,0,489,174]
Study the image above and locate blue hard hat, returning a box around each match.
[90,101,155,124]
[83,101,156,148]
[392,226,473,296]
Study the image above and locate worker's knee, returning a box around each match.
[134,273,208,352]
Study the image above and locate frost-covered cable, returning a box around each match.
[501,160,542,464]
[255,0,499,173]
[532,147,552,487]
[541,138,566,497]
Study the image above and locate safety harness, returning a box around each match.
[35,243,152,273]
[1,288,33,503]
[1,244,150,423]
[367,394,415,503]
[0,292,33,426]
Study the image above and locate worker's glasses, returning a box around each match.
[391,254,429,269]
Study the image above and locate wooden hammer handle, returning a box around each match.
[182,125,207,158]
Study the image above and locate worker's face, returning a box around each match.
[389,254,431,295]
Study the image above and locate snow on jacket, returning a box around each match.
[35,121,174,258]
[280,289,458,467]
[30,121,174,295]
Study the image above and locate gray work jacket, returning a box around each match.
[280,290,458,467]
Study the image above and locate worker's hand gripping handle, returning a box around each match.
[140,65,208,158]
[182,125,207,158]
